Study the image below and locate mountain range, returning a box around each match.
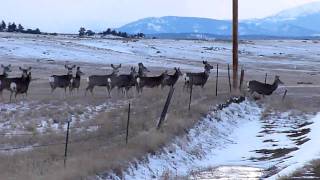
[118,1,320,37]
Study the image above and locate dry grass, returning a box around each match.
[0,59,234,180]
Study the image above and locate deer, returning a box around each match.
[0,64,12,99]
[117,62,149,95]
[136,70,169,93]
[49,64,76,94]
[161,67,182,88]
[0,67,32,102]
[248,75,284,96]
[183,61,214,90]
[108,67,138,97]
[85,64,121,96]
[69,66,84,94]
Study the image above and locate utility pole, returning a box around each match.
[232,0,239,89]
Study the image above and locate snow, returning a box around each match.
[99,100,320,179]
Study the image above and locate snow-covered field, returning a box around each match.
[99,100,319,179]
[1,33,320,71]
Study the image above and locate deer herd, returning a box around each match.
[0,61,284,102]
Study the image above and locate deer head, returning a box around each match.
[76,66,85,76]
[275,75,284,85]
[65,64,76,75]
[110,64,121,74]
[203,61,214,73]
[174,67,183,76]
[1,64,12,74]
[130,67,138,78]
[138,62,149,76]
[19,67,32,78]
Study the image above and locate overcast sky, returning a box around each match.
[0,0,318,33]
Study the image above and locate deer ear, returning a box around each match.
[65,64,68,69]
[203,61,206,64]
[19,67,23,71]
[77,66,80,70]
[72,65,76,68]
[111,64,115,68]
[8,64,11,67]
[118,64,121,68]
[1,64,3,68]
[28,67,32,71]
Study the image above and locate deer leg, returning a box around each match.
[9,91,13,102]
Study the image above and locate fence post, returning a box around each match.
[265,73,268,84]
[188,85,193,111]
[64,116,71,168]
[126,102,131,144]
[239,68,245,91]
[216,64,219,96]
[228,64,232,93]
[157,86,175,129]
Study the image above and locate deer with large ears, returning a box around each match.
[248,75,284,96]
[183,61,214,90]
[9,67,32,101]
[69,66,84,94]
[85,64,121,96]
[49,64,76,94]
[108,67,138,97]
[161,67,182,88]
[0,67,32,101]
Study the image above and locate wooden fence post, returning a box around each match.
[64,116,71,168]
[157,86,175,129]
[228,64,232,93]
[216,64,219,96]
[126,102,131,144]
[239,68,244,91]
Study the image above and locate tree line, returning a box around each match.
[78,27,145,38]
[0,20,42,34]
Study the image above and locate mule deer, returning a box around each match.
[248,75,284,96]
[183,61,213,89]
[136,71,169,93]
[49,64,76,93]
[0,67,32,101]
[69,66,84,94]
[9,69,32,101]
[108,67,138,97]
[85,64,121,96]
[161,67,182,88]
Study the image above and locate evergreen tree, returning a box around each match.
[17,24,24,32]
[85,30,95,36]
[0,21,6,31]
[78,27,86,37]
[8,22,17,32]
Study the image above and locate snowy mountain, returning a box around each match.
[119,1,320,37]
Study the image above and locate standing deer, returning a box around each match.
[49,64,76,93]
[0,67,32,101]
[183,61,214,90]
[248,75,284,96]
[9,68,32,101]
[108,67,138,97]
[0,64,12,99]
[85,64,121,96]
[69,66,84,94]
[136,71,169,93]
[161,67,182,88]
